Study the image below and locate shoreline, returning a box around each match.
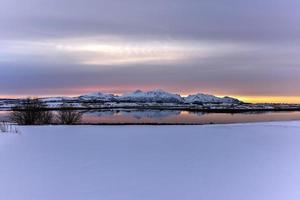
[3,106,300,113]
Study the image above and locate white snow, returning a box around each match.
[39,97,76,102]
[77,89,241,104]
[1,122,300,200]
[185,93,241,104]
[79,92,117,101]
[120,89,183,103]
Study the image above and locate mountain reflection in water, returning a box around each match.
[1,110,300,124]
[80,110,300,124]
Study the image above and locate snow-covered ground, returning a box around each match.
[1,122,300,200]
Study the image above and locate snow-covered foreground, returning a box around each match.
[1,122,300,200]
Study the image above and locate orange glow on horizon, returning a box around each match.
[231,96,300,104]
[1,85,300,104]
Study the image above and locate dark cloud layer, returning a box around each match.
[1,0,300,41]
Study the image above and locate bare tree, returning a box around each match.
[56,104,82,124]
[10,98,53,125]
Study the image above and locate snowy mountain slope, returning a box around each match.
[39,97,76,102]
[221,96,242,104]
[0,89,243,110]
[185,93,241,104]
[38,89,241,104]
[184,93,222,103]
[119,89,184,103]
[78,92,117,101]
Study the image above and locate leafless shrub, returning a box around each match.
[10,98,54,125]
[56,104,82,125]
[0,122,19,133]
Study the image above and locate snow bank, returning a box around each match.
[1,122,300,200]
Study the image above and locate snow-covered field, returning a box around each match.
[1,122,300,200]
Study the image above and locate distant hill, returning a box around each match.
[0,89,245,110]
[75,89,242,104]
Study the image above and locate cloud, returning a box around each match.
[1,0,300,42]
[0,0,300,99]
[0,36,249,66]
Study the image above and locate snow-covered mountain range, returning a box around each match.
[185,93,240,104]
[74,89,241,104]
[3,90,300,112]
[0,89,243,110]
[119,89,183,103]
[78,92,117,102]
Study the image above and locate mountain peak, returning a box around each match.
[76,89,242,104]
[133,89,143,94]
[78,92,116,101]
[120,89,183,103]
[149,89,166,93]
[185,93,242,104]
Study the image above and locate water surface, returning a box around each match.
[2,110,300,124]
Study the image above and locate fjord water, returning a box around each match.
[2,110,300,124]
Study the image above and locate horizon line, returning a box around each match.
[1,90,300,104]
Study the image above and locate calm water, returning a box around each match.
[2,110,300,124]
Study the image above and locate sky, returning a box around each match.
[1,0,300,103]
